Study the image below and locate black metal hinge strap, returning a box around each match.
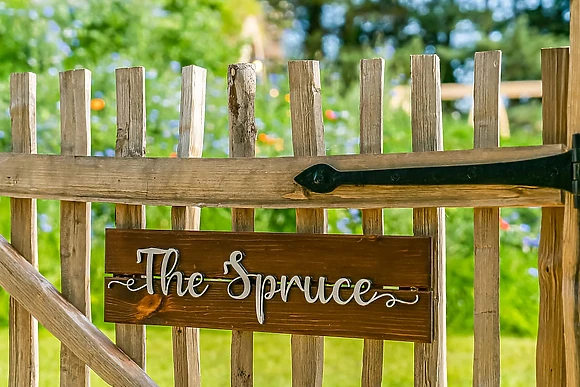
[294,133,580,207]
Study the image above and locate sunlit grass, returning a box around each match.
[0,326,536,386]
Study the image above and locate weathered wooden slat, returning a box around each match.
[0,145,564,209]
[359,58,385,387]
[411,55,447,387]
[228,63,257,387]
[105,278,432,342]
[105,230,431,287]
[114,66,147,369]
[59,68,92,387]
[0,236,158,387]
[472,50,501,387]
[536,47,568,386]
[562,2,580,384]
[171,65,205,387]
[289,60,326,387]
[9,72,39,387]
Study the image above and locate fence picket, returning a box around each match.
[171,65,206,387]
[359,58,385,387]
[289,60,326,387]
[228,63,258,387]
[59,68,92,386]
[536,47,568,386]
[472,51,501,387]
[114,66,147,368]
[9,72,39,387]
[411,55,447,387]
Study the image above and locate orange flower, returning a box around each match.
[500,218,510,231]
[258,133,276,145]
[91,98,105,111]
[324,109,338,121]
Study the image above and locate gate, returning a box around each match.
[0,45,578,387]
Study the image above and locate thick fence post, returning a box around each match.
[537,47,568,386]
[115,66,147,368]
[411,55,447,387]
[171,65,206,387]
[9,72,39,387]
[472,50,501,387]
[59,68,92,387]
[562,1,580,384]
[228,63,257,387]
[289,60,326,387]
[359,58,385,387]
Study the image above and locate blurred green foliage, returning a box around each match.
[0,0,546,337]
[265,0,569,87]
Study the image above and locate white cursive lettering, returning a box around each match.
[108,247,420,325]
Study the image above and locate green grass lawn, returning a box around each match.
[0,326,536,386]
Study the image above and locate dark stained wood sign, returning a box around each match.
[104,230,433,342]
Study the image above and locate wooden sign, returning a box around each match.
[104,230,433,342]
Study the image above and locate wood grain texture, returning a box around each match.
[359,58,385,387]
[105,279,432,342]
[411,55,447,387]
[176,65,206,161]
[0,145,564,209]
[472,51,501,387]
[115,66,147,369]
[59,68,92,387]
[172,65,206,387]
[537,47,568,386]
[289,60,326,387]
[105,230,432,287]
[228,63,257,387]
[9,72,38,387]
[0,236,158,387]
[172,327,200,387]
[563,2,580,384]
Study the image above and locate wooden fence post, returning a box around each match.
[171,65,206,387]
[359,58,385,387]
[229,63,257,387]
[9,72,39,387]
[537,47,568,386]
[289,60,326,387]
[115,66,147,368]
[472,50,501,387]
[562,1,580,384]
[59,68,92,386]
[411,55,447,387]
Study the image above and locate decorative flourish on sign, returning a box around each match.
[108,247,420,324]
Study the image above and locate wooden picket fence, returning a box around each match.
[0,48,578,387]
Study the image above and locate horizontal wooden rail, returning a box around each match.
[393,80,542,102]
[0,235,158,387]
[391,80,541,139]
[0,144,564,208]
